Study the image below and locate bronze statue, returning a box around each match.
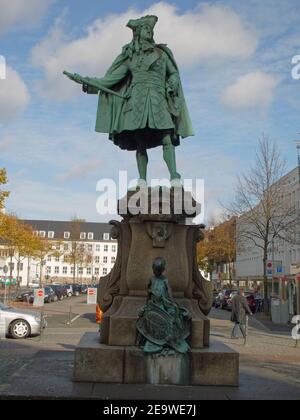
[136,257,191,354]
[64,15,194,185]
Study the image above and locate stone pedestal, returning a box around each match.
[73,187,239,386]
[74,333,239,386]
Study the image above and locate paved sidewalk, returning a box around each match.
[0,307,299,400]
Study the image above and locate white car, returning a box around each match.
[0,303,47,339]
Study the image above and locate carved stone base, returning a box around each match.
[74,333,239,386]
[100,296,210,348]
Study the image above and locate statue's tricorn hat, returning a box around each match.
[126,15,158,31]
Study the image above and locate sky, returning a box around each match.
[0,0,300,223]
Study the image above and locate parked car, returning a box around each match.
[0,303,47,339]
[71,284,81,296]
[216,289,235,309]
[50,284,68,300]
[15,288,34,302]
[81,285,88,294]
[244,293,256,313]
[212,292,219,307]
[64,285,73,297]
[227,292,256,313]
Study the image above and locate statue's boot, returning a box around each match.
[163,142,181,182]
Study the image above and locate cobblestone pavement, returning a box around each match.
[0,301,299,400]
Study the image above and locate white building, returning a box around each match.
[0,220,118,286]
[236,167,300,279]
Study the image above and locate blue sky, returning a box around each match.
[0,0,300,223]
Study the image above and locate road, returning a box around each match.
[0,298,299,400]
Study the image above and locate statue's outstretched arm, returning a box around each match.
[83,63,129,94]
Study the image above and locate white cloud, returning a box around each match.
[0,0,54,34]
[0,66,30,123]
[221,71,278,109]
[31,2,258,101]
[58,159,102,182]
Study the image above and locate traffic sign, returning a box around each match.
[87,288,97,304]
[33,288,44,307]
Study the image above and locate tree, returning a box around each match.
[197,217,236,284]
[63,218,88,283]
[13,223,36,289]
[0,168,9,211]
[0,214,22,283]
[32,237,62,286]
[228,135,298,313]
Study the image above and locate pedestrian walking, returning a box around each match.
[231,289,252,339]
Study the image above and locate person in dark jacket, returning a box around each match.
[231,289,252,339]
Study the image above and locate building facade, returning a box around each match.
[236,167,300,279]
[235,167,300,318]
[0,220,117,286]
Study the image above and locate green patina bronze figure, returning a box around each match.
[64,15,194,184]
[136,257,191,354]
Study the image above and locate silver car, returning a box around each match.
[0,303,47,339]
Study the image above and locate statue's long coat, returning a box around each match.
[86,44,194,151]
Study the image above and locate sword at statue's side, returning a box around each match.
[63,71,126,99]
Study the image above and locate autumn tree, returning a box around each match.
[197,217,236,283]
[0,214,23,283]
[0,168,9,211]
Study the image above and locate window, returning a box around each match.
[94,268,99,275]
[8,262,14,270]
[103,268,108,275]
[80,232,86,240]
[88,244,93,252]
[87,267,92,275]
[71,267,75,274]
[95,256,100,264]
[55,266,59,274]
[103,233,110,240]
[64,231,70,239]
[46,266,51,274]
[103,256,108,264]
[104,245,108,252]
[111,257,116,264]
[39,231,46,238]
[47,255,52,262]
[63,267,67,274]
[88,232,94,240]
[48,231,54,239]
[78,267,83,275]
[64,244,69,251]
[80,243,85,250]
[112,245,116,252]
[96,244,100,252]
[55,256,59,262]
